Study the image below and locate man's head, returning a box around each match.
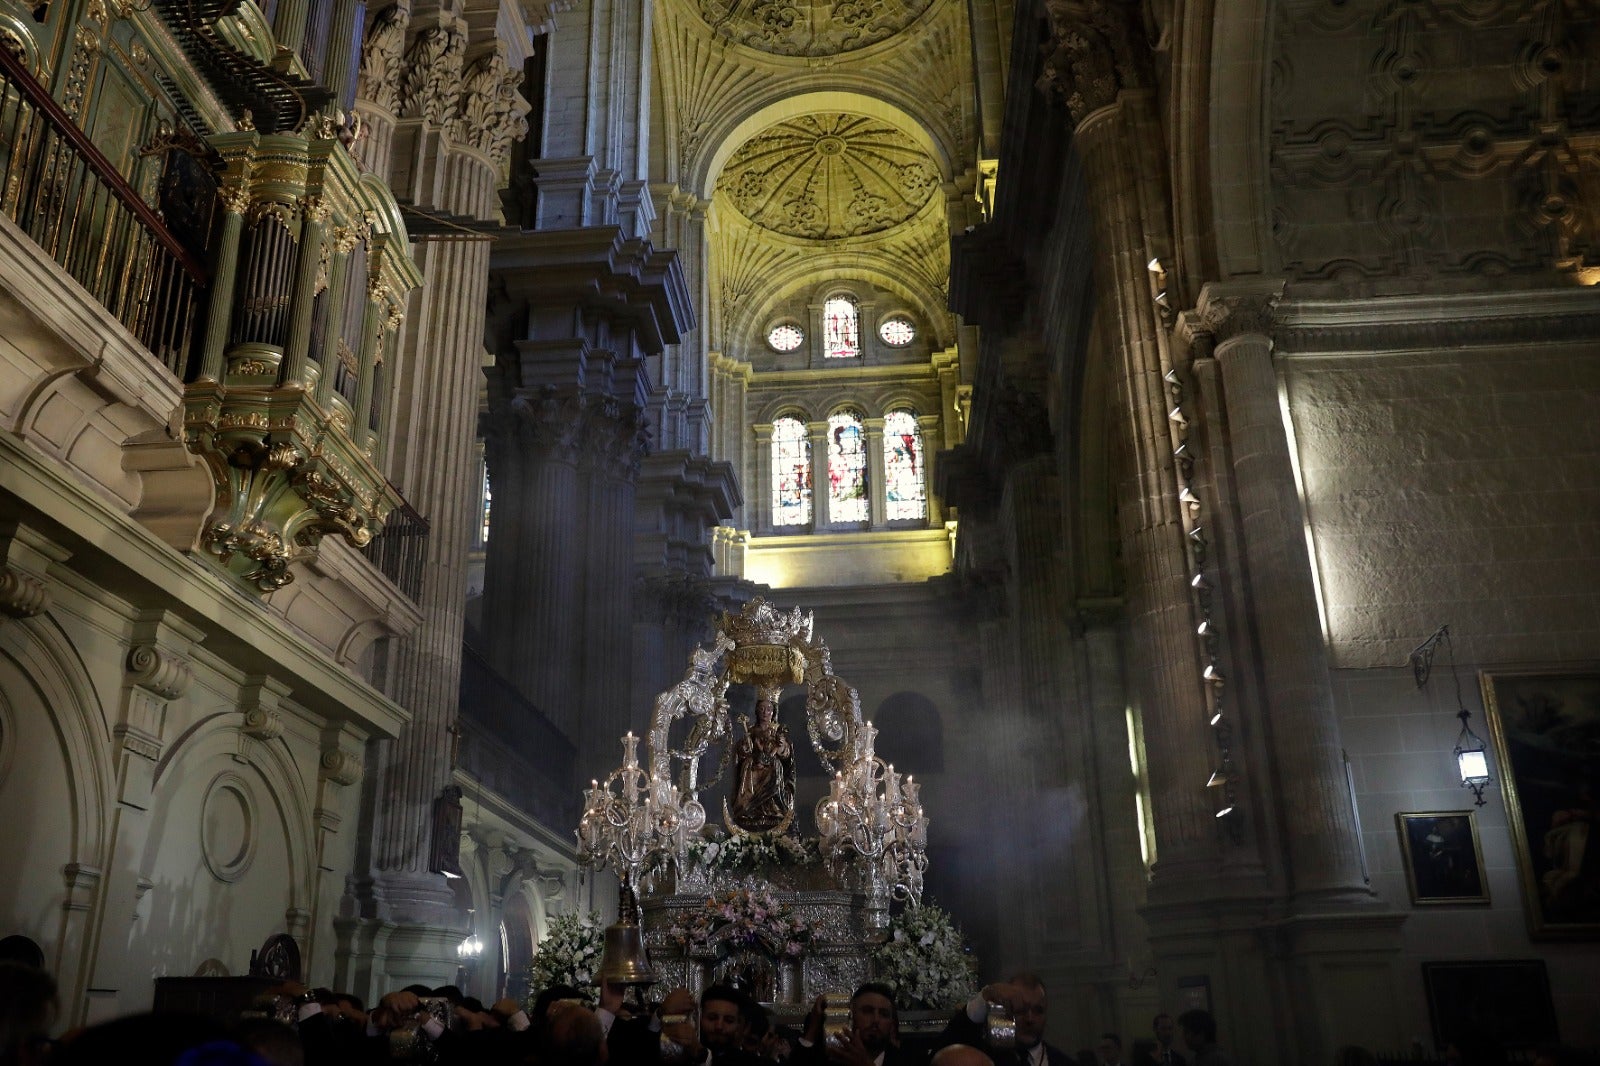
[701,985,750,1054]
[1176,1010,1216,1052]
[1152,1015,1175,1048]
[542,999,606,1066]
[850,983,897,1055]
[932,1046,996,1066]
[1094,1034,1122,1065]
[0,963,57,1066]
[1007,974,1047,1050]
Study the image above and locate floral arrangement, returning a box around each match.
[669,888,821,959]
[525,910,604,1003]
[870,902,977,1010]
[685,832,819,872]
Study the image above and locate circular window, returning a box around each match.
[767,324,804,352]
[878,317,916,346]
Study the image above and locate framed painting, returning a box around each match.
[1421,960,1558,1050]
[1480,669,1600,938]
[1396,811,1489,905]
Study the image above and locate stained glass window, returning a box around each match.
[828,409,869,523]
[878,316,915,346]
[823,295,860,358]
[772,416,812,527]
[884,409,926,522]
[768,323,804,352]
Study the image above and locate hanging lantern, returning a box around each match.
[1453,709,1492,807]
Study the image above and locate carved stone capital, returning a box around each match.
[126,643,193,701]
[1183,281,1286,356]
[452,52,530,166]
[491,386,588,463]
[356,2,410,114]
[1037,0,1147,126]
[400,21,465,126]
[319,747,364,786]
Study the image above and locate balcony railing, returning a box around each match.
[362,492,429,602]
[457,644,580,831]
[0,46,207,378]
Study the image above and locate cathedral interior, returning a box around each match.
[0,0,1597,1059]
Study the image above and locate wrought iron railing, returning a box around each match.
[361,491,429,601]
[0,46,208,378]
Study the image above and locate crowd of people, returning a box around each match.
[3,957,1586,1066]
[0,957,1229,1066]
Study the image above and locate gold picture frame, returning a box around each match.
[1480,669,1600,939]
[1395,811,1490,905]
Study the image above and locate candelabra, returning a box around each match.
[814,722,929,905]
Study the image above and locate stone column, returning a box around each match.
[808,420,831,529]
[918,412,943,524]
[1203,289,1368,905]
[752,422,773,533]
[579,408,648,771]
[344,2,538,995]
[865,416,887,528]
[479,388,585,729]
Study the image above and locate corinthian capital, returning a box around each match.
[356,2,411,113]
[1037,0,1146,126]
[452,53,530,166]
[1183,281,1286,354]
[400,21,466,125]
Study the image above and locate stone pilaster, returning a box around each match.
[1199,284,1370,906]
[344,0,538,995]
[1066,87,1221,888]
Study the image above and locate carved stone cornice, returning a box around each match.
[1037,0,1147,127]
[1273,289,1600,355]
[356,2,410,114]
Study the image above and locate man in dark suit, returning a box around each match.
[796,983,922,1066]
[939,974,1071,1066]
[1131,1013,1187,1066]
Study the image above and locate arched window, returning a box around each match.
[883,409,926,521]
[828,409,868,523]
[823,295,860,358]
[772,416,812,527]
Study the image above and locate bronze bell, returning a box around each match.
[598,914,656,987]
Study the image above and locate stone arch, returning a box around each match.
[757,398,816,425]
[0,614,114,993]
[725,263,951,355]
[1205,0,1277,280]
[693,90,953,201]
[140,710,317,971]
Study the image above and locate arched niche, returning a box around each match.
[872,692,944,774]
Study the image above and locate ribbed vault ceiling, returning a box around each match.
[715,112,942,240]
